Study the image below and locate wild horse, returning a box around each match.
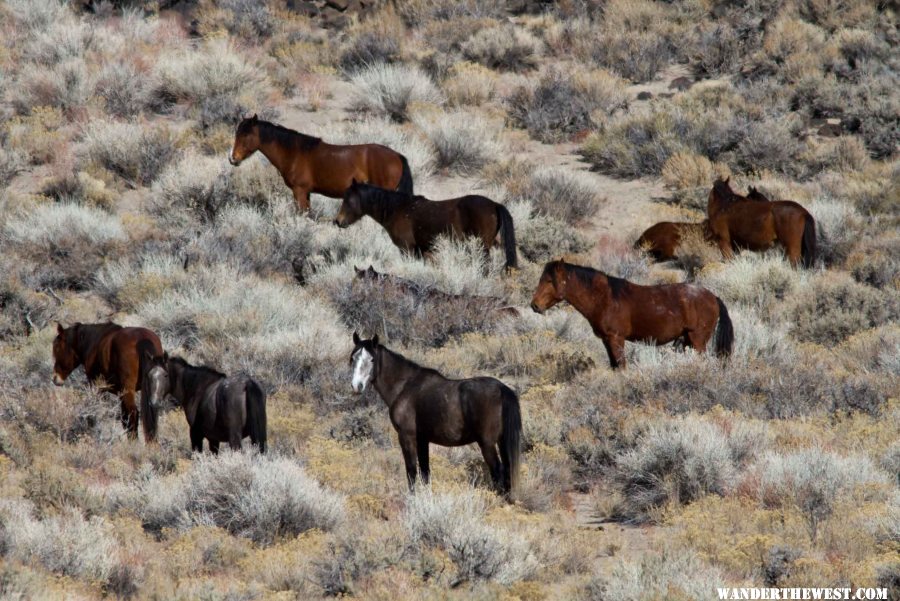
[707,178,816,268]
[530,260,733,369]
[335,181,518,270]
[635,220,712,261]
[141,353,267,454]
[52,322,163,440]
[349,333,521,494]
[229,114,413,212]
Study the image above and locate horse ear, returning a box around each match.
[353,331,361,345]
[163,351,169,362]
[251,113,258,122]
[372,334,379,347]
[56,322,64,334]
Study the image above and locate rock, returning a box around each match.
[818,123,842,137]
[326,0,349,10]
[669,77,693,91]
[637,91,653,100]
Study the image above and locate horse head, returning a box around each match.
[229,114,259,166]
[52,322,81,385]
[334,179,365,228]
[350,332,379,393]
[530,260,567,314]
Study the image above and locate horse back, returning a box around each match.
[309,142,405,197]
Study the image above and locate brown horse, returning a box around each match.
[229,114,413,212]
[335,181,518,270]
[530,260,733,369]
[349,333,521,495]
[635,221,712,261]
[52,322,164,440]
[707,178,816,268]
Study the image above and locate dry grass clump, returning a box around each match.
[195,0,275,42]
[349,63,443,123]
[3,202,126,290]
[441,62,498,107]
[412,110,503,175]
[2,106,67,166]
[698,253,799,312]
[503,166,604,226]
[512,203,592,262]
[507,67,627,143]
[14,59,93,116]
[124,451,345,544]
[94,61,158,119]
[397,0,507,24]
[460,24,543,72]
[584,548,723,600]
[338,8,405,74]
[788,272,899,345]
[80,119,176,186]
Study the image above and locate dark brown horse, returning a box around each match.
[229,115,412,212]
[530,260,733,369]
[349,333,521,494]
[635,220,712,261]
[707,178,816,268]
[52,322,163,440]
[335,182,518,270]
[142,353,267,454]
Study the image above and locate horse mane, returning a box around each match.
[168,356,226,382]
[377,344,443,378]
[563,263,629,300]
[257,120,321,152]
[356,183,417,220]
[73,322,122,356]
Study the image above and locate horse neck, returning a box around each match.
[372,346,419,407]
[256,137,296,178]
[75,323,120,366]
[169,361,212,425]
[562,268,610,317]
[361,188,410,224]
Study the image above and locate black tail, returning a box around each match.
[499,385,521,495]
[801,214,816,269]
[715,297,734,358]
[496,204,518,270]
[137,339,158,443]
[396,154,413,195]
[245,379,267,454]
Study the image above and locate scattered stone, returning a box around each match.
[326,0,349,10]
[669,77,693,91]
[818,123,842,137]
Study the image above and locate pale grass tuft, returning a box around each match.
[349,63,444,123]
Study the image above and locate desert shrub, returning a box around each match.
[461,24,542,72]
[197,0,274,41]
[93,61,154,118]
[0,147,26,186]
[752,448,889,539]
[661,152,728,191]
[584,548,722,601]
[442,62,497,106]
[349,63,443,122]
[698,253,799,312]
[397,0,507,23]
[613,415,766,520]
[2,106,67,166]
[16,385,120,444]
[507,68,627,143]
[808,196,862,266]
[2,202,127,290]
[506,166,603,226]
[95,253,188,312]
[0,500,122,584]
[14,59,92,115]
[80,119,176,185]
[515,209,592,263]
[796,0,877,31]
[5,0,68,31]
[689,22,745,78]
[846,235,900,290]
[789,273,899,345]
[403,488,539,585]
[338,10,405,74]
[733,118,802,173]
[131,451,345,544]
[310,526,403,596]
[516,445,572,512]
[412,111,502,175]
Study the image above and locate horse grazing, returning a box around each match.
[349,333,521,495]
[530,260,733,369]
[229,114,413,212]
[52,322,163,440]
[141,354,267,454]
[335,181,518,270]
[707,178,816,268]
[635,220,712,261]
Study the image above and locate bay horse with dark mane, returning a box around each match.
[530,260,733,369]
[52,322,163,440]
[707,178,816,268]
[349,333,521,495]
[141,353,266,454]
[635,220,712,261]
[335,181,518,270]
[229,114,413,212]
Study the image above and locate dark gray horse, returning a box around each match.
[349,333,521,495]
[141,352,267,454]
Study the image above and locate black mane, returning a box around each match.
[355,183,417,220]
[563,263,629,299]
[712,178,740,204]
[168,356,227,397]
[257,120,321,152]
[73,322,122,358]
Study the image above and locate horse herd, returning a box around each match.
[49,115,820,495]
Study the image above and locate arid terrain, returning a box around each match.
[0,1,898,599]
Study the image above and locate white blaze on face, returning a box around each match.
[229,143,236,164]
[351,348,374,393]
[147,365,169,407]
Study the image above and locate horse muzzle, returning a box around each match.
[228,155,241,166]
[530,302,545,314]
[52,373,65,386]
[333,219,347,229]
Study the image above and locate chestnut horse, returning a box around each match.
[229,115,413,212]
[530,260,733,369]
[349,333,521,495]
[142,353,267,454]
[335,181,518,270]
[52,322,163,440]
[707,178,816,268]
[635,220,712,261]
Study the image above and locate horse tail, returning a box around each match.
[500,384,522,495]
[714,297,734,358]
[245,378,267,454]
[496,203,518,270]
[396,154,413,195]
[137,339,158,443]
[801,213,817,269]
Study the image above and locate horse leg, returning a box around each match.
[782,234,802,268]
[477,441,504,493]
[416,434,431,485]
[190,427,204,454]
[228,432,242,452]
[292,186,311,213]
[120,391,139,439]
[209,440,220,455]
[398,431,419,491]
[601,335,626,369]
